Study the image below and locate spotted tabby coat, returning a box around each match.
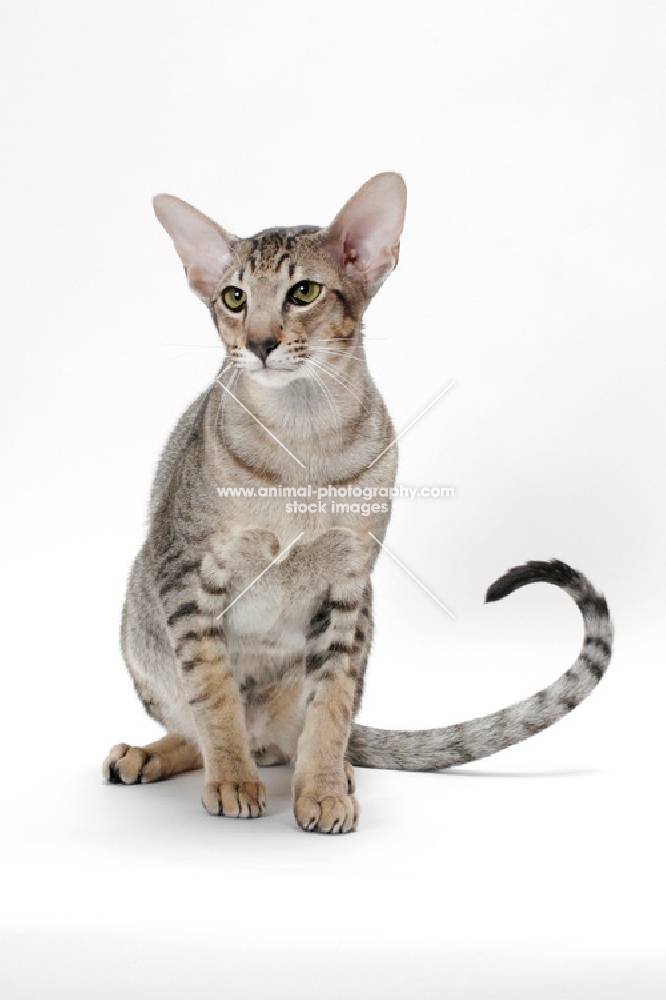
[104,174,613,833]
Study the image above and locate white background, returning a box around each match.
[1,2,664,997]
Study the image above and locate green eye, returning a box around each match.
[289,281,322,306]
[222,286,246,311]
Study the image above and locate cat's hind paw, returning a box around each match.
[344,760,355,794]
[103,743,164,785]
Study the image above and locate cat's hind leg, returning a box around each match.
[103,734,202,785]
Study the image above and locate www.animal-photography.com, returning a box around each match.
[1,2,664,998]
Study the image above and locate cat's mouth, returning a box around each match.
[248,366,305,388]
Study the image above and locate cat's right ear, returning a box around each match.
[152,195,236,302]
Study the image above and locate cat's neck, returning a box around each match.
[206,362,393,486]
[239,368,365,437]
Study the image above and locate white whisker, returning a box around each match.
[308,358,368,413]
[216,362,238,434]
[317,336,389,342]
[163,343,226,349]
[310,355,365,392]
[304,360,341,431]
[311,347,367,364]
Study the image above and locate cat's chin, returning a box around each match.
[248,367,305,389]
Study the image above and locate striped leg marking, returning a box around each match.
[167,597,266,818]
[294,557,372,832]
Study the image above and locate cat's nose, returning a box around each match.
[247,337,279,363]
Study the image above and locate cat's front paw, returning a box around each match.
[202,779,267,818]
[294,791,359,834]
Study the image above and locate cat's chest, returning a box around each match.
[202,526,316,653]
[219,545,318,690]
[204,522,374,657]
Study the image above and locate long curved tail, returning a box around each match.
[347,560,613,770]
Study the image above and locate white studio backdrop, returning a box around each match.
[1,2,664,998]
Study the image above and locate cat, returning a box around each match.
[103,173,613,833]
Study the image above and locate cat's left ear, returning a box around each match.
[152,194,236,301]
[321,172,407,293]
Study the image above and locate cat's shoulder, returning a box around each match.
[148,388,210,517]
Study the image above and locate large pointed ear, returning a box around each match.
[152,194,236,301]
[321,172,407,292]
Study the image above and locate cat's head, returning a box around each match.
[153,173,406,387]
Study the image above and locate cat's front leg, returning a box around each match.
[293,529,374,834]
[293,664,359,833]
[165,589,265,820]
[159,527,285,817]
